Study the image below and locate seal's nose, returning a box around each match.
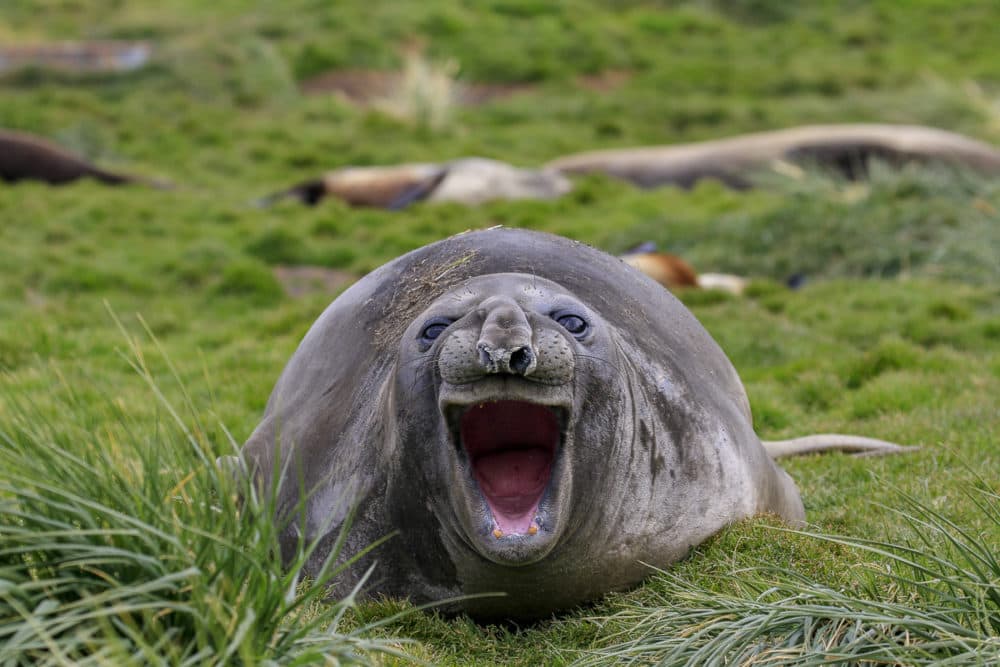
[476,297,537,376]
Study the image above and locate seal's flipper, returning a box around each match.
[385,168,448,210]
[763,434,919,459]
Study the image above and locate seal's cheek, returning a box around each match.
[529,328,575,386]
[437,329,484,385]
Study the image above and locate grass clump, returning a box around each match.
[0,326,413,665]
[574,489,1000,666]
[373,44,460,132]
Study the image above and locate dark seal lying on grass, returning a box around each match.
[228,227,911,621]
[0,129,163,188]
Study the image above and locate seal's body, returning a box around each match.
[259,125,1000,208]
[235,228,906,620]
[0,129,134,186]
[258,158,571,209]
[619,250,749,295]
[547,124,1000,189]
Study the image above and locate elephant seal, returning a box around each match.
[547,124,1000,189]
[0,129,158,187]
[426,158,572,205]
[256,163,448,208]
[258,158,571,209]
[231,227,910,620]
[619,244,749,295]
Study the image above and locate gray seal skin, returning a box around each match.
[237,227,872,620]
[547,124,1000,189]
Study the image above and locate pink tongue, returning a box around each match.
[475,447,550,496]
[460,401,557,534]
[474,448,550,534]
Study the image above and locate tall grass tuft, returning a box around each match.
[574,488,1000,666]
[0,318,415,665]
[374,43,459,132]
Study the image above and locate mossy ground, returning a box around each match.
[1,1,998,664]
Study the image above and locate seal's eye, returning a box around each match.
[418,317,454,349]
[554,312,589,339]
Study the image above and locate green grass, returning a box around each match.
[574,488,1000,665]
[0,324,413,665]
[1,0,999,664]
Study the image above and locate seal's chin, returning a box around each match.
[459,401,558,536]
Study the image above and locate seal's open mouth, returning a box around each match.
[458,400,560,535]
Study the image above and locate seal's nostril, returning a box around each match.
[477,343,498,372]
[509,347,534,375]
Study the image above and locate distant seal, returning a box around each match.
[426,158,572,205]
[547,124,1000,189]
[619,244,748,295]
[256,163,448,208]
[0,129,153,187]
[258,158,571,209]
[230,228,910,620]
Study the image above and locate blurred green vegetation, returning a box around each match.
[1,1,998,664]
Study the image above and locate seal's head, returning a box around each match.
[393,274,619,565]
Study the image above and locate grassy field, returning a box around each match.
[1,1,998,664]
